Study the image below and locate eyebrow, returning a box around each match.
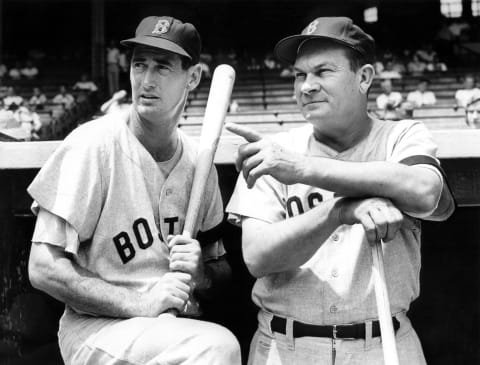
[293,62,338,73]
[132,52,175,66]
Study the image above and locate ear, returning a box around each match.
[357,64,375,95]
[187,64,202,92]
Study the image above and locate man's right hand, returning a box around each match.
[144,272,192,316]
[226,122,305,188]
[336,197,404,244]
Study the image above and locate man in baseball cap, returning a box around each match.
[28,15,241,365]
[226,16,454,364]
[121,16,201,64]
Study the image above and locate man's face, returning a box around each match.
[465,77,475,89]
[130,46,193,122]
[466,101,480,127]
[381,80,392,93]
[418,81,428,92]
[293,41,362,133]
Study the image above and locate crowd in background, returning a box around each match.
[1,15,480,140]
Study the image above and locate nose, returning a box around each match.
[142,66,156,90]
[300,73,320,95]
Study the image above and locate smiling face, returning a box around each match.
[130,46,200,123]
[293,40,371,138]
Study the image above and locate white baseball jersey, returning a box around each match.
[227,118,455,325]
[28,112,224,315]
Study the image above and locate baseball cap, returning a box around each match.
[274,17,375,65]
[121,16,201,64]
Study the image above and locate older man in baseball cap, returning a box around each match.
[226,16,454,364]
[28,16,241,365]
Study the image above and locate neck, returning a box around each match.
[313,113,373,152]
[128,108,179,162]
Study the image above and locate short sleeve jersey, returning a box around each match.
[28,113,224,314]
[227,119,454,325]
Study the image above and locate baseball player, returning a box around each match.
[27,16,241,365]
[226,17,455,365]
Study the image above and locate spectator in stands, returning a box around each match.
[465,98,480,129]
[118,50,128,73]
[0,63,7,79]
[229,99,239,113]
[8,62,21,80]
[52,85,75,108]
[391,56,407,75]
[247,56,261,71]
[100,89,129,114]
[373,60,384,75]
[73,73,98,93]
[199,55,212,79]
[455,74,480,108]
[263,53,280,70]
[426,55,448,72]
[415,44,437,64]
[376,78,403,110]
[407,78,437,108]
[407,55,427,76]
[13,102,42,140]
[106,40,121,96]
[118,50,130,90]
[3,87,24,110]
[29,87,47,110]
[279,65,294,78]
[0,99,18,129]
[378,59,403,79]
[20,60,39,79]
[227,48,239,68]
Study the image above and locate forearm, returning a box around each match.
[301,158,441,213]
[242,199,341,277]
[29,245,151,318]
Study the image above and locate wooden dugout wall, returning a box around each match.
[0,130,479,364]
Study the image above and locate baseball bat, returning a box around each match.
[166,64,236,316]
[371,240,399,365]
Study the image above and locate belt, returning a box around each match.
[270,315,400,339]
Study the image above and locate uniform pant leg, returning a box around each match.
[59,310,241,365]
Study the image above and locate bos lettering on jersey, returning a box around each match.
[112,216,180,264]
[285,188,334,218]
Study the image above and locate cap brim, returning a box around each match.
[274,34,364,65]
[120,36,192,60]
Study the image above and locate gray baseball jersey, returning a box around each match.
[227,119,455,325]
[28,112,224,316]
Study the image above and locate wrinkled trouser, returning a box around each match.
[59,307,241,365]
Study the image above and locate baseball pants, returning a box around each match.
[248,310,426,365]
[58,307,241,365]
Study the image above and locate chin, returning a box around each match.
[302,109,328,122]
[136,105,160,120]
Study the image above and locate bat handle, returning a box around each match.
[164,231,194,317]
[371,239,399,365]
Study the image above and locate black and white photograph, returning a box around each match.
[0,0,479,364]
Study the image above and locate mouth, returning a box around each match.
[302,100,325,107]
[140,94,160,101]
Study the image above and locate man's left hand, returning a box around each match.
[168,235,204,289]
[226,122,304,188]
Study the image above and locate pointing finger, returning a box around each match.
[225,122,263,143]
